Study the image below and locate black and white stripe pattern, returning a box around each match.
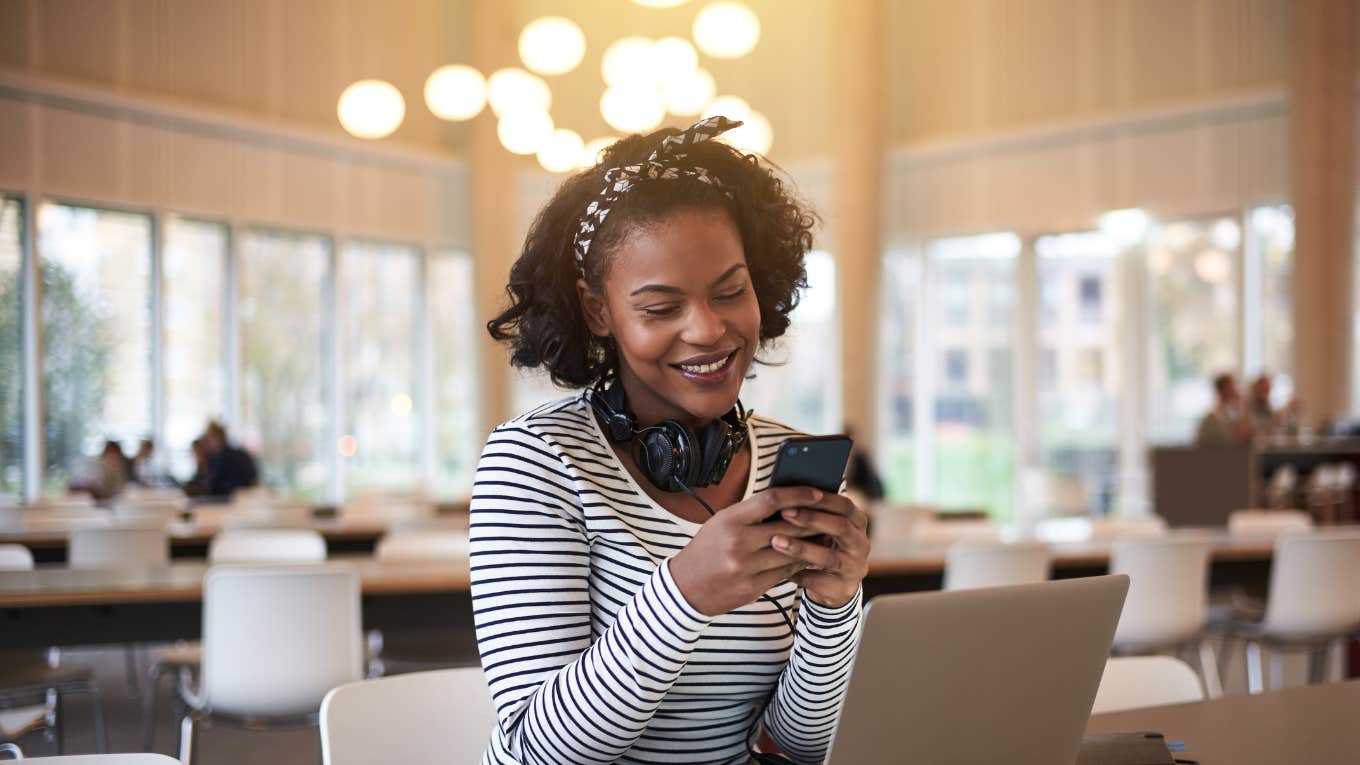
[470,393,863,765]
[572,116,742,277]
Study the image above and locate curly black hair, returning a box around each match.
[486,125,818,390]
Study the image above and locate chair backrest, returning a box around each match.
[1261,532,1360,639]
[68,527,170,568]
[208,528,327,564]
[943,541,1049,590]
[0,543,34,571]
[1228,509,1313,537]
[201,565,362,717]
[907,518,1001,546]
[1090,656,1204,715]
[375,530,470,562]
[220,502,315,529]
[15,755,183,763]
[1108,537,1210,649]
[320,667,495,765]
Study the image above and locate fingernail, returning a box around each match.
[782,508,798,520]
[773,536,791,550]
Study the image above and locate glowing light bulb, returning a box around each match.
[663,67,715,116]
[601,86,666,133]
[519,17,586,76]
[537,128,585,173]
[602,36,659,88]
[693,2,760,59]
[487,68,551,118]
[703,95,752,123]
[498,110,555,155]
[338,80,405,139]
[722,109,772,154]
[577,136,618,169]
[424,65,486,121]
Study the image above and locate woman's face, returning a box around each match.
[581,206,760,428]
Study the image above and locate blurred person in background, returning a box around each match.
[69,439,130,500]
[183,437,212,496]
[843,425,885,501]
[1196,373,1254,446]
[202,420,259,496]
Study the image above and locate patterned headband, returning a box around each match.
[572,115,742,277]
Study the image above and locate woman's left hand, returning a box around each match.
[769,492,870,609]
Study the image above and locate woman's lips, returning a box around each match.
[672,350,738,385]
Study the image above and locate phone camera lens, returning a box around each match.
[786,447,797,456]
[802,446,809,453]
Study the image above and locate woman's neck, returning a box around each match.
[617,371,718,432]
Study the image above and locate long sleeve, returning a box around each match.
[760,587,863,764]
[470,425,715,765]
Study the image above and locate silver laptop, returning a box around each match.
[825,575,1129,765]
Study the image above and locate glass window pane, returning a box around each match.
[164,217,228,483]
[0,198,22,495]
[38,203,152,494]
[1037,231,1122,516]
[431,251,478,499]
[342,241,420,496]
[927,233,1018,519]
[1146,217,1240,444]
[877,249,919,502]
[741,250,840,434]
[239,230,329,500]
[1251,204,1294,403]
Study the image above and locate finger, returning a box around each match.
[779,508,870,555]
[748,547,809,577]
[802,493,870,529]
[771,534,842,572]
[730,486,825,525]
[744,520,826,548]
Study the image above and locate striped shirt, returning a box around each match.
[470,393,863,765]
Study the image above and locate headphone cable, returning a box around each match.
[673,478,797,640]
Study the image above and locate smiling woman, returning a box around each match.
[472,117,868,765]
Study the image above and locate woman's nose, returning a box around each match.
[682,304,726,346]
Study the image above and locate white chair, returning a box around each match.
[375,530,470,562]
[67,527,170,569]
[207,529,326,564]
[1108,537,1217,695]
[4,751,180,756]
[0,546,108,754]
[1227,509,1313,537]
[319,667,494,765]
[0,544,33,570]
[1231,531,1360,693]
[177,566,363,764]
[1090,656,1204,715]
[142,528,327,749]
[906,518,1000,546]
[943,541,1049,591]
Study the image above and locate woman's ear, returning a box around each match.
[577,278,611,338]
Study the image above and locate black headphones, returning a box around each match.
[589,377,750,493]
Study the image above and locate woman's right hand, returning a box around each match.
[668,486,825,616]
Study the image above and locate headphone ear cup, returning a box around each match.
[665,421,701,489]
[636,429,677,491]
[696,421,728,487]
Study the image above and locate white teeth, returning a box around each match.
[679,352,732,375]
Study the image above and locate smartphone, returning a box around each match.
[768,435,853,494]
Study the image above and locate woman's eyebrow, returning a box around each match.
[628,264,748,297]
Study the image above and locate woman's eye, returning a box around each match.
[640,305,680,318]
[717,288,747,301]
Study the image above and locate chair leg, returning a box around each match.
[1197,638,1223,698]
[179,713,196,765]
[1269,648,1284,691]
[54,689,65,754]
[143,663,166,752]
[124,645,142,698]
[1307,642,1330,685]
[1246,641,1264,694]
[82,681,108,753]
[1216,635,1238,693]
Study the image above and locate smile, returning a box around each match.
[671,350,739,384]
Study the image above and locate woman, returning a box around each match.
[473,116,870,765]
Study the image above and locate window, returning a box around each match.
[430,251,479,499]
[0,198,22,494]
[927,233,1018,518]
[342,241,421,495]
[1037,231,1121,515]
[876,249,919,501]
[238,230,330,500]
[1145,217,1240,444]
[38,203,153,492]
[741,250,841,434]
[164,217,228,482]
[1249,204,1293,403]
[943,348,968,386]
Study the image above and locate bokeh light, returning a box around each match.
[519,17,587,76]
[424,65,486,121]
[537,128,586,173]
[487,67,552,117]
[337,80,405,139]
[693,2,761,59]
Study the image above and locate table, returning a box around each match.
[1087,679,1360,763]
[0,558,472,651]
